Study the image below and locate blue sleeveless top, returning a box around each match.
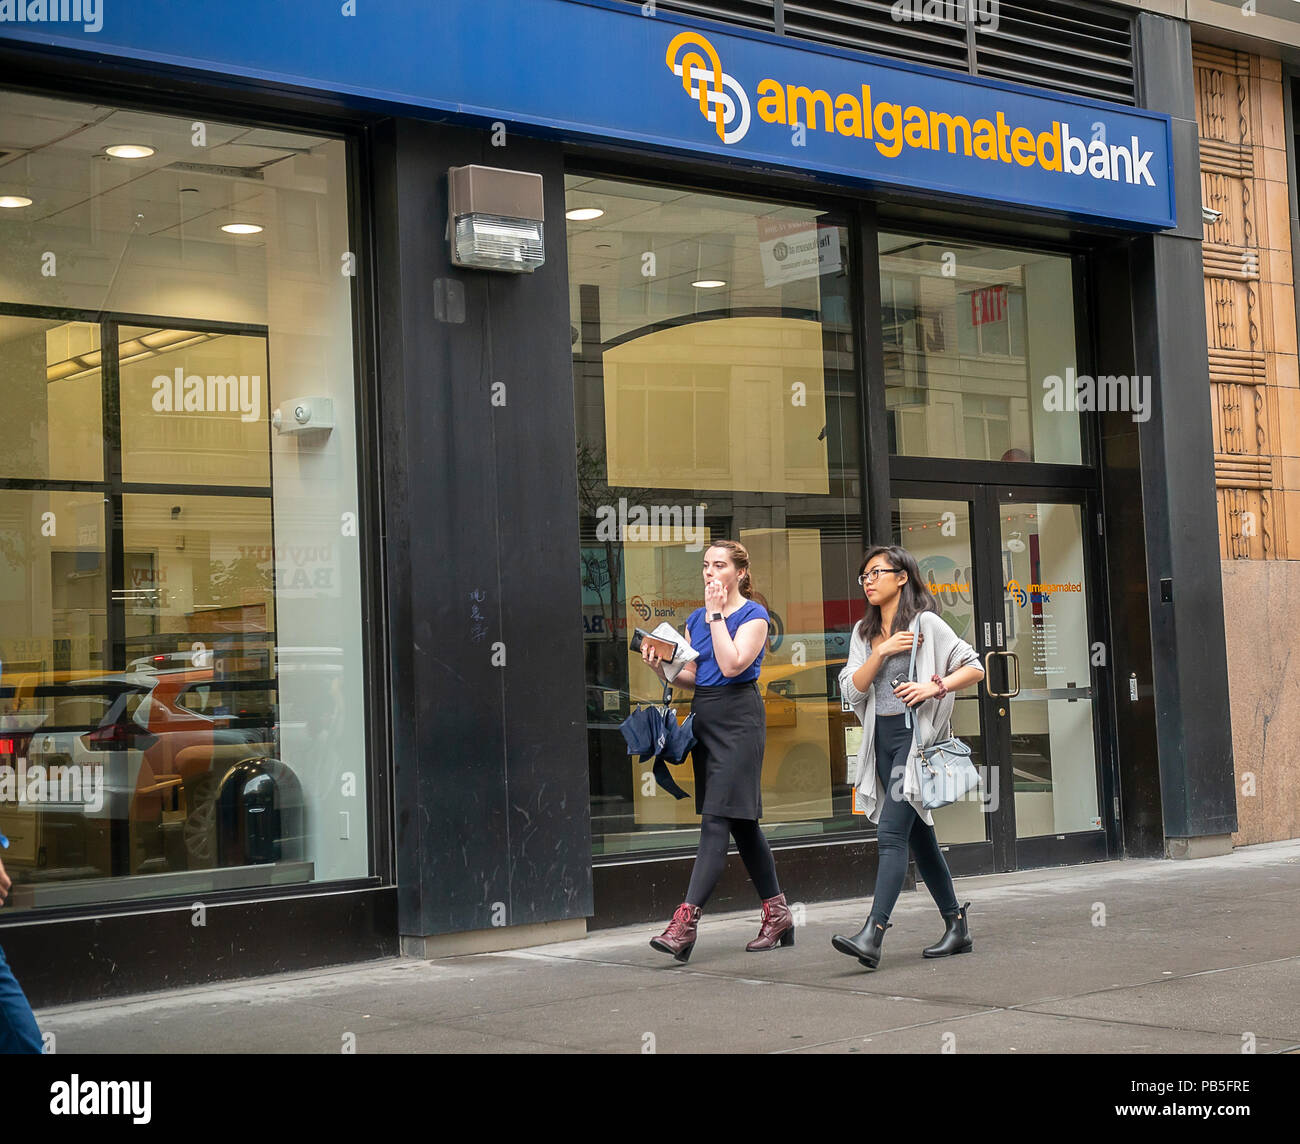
[685,599,770,686]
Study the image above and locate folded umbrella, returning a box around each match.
[618,702,668,759]
[618,682,697,800]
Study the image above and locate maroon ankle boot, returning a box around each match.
[650,902,701,962]
[745,892,795,951]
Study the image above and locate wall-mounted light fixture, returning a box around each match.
[272,396,334,435]
[448,164,544,273]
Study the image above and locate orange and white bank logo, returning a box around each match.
[665,31,1157,188]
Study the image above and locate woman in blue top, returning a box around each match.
[639,539,792,962]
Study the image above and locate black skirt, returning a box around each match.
[690,681,765,819]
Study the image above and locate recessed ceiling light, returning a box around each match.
[692,279,726,289]
[566,207,605,221]
[0,195,32,209]
[221,223,263,234]
[106,145,155,159]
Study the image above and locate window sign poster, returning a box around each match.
[757,218,842,288]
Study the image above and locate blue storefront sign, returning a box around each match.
[0,0,1175,228]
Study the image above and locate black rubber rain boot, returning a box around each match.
[922,901,973,957]
[831,913,891,969]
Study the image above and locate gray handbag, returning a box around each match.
[903,615,982,810]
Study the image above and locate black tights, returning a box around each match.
[685,814,781,907]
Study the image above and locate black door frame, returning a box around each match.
[892,478,1116,871]
[989,483,1115,870]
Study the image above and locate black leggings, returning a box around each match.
[685,814,780,907]
[870,713,960,922]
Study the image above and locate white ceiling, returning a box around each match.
[565,174,839,338]
[0,92,333,247]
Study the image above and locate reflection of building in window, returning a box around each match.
[963,395,1013,460]
[958,284,1025,358]
[603,315,830,495]
[569,174,864,851]
[880,239,1073,461]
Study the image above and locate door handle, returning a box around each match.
[983,650,1005,696]
[983,650,1021,698]
[1004,651,1021,699]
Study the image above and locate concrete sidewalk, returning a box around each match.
[34,840,1300,1053]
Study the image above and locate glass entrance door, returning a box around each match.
[892,483,1111,871]
[985,488,1108,868]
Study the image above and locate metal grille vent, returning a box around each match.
[654,0,777,31]
[783,1,970,71]
[973,0,1134,105]
[632,0,1135,105]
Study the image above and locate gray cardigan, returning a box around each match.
[838,610,983,826]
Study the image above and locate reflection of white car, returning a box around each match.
[8,675,158,822]
[128,649,212,672]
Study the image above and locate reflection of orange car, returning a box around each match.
[127,668,277,871]
[2,668,278,875]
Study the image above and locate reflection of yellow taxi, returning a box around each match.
[638,659,854,825]
[758,660,856,800]
[1,670,116,717]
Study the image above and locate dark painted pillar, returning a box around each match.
[373,118,593,943]
[1130,12,1238,851]
[1094,242,1164,859]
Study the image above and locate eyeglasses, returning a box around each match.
[858,567,900,586]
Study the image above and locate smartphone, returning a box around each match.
[630,628,677,663]
[890,676,909,690]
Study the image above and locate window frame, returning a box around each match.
[0,72,392,919]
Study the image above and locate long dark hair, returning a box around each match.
[854,544,938,643]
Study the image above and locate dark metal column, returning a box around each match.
[372,119,593,944]
[1129,11,1238,852]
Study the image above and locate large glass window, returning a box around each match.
[568,175,864,856]
[879,234,1081,464]
[0,92,368,908]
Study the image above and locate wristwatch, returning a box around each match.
[931,673,949,698]
[709,612,724,623]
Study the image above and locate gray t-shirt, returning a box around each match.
[870,630,983,715]
[873,648,913,715]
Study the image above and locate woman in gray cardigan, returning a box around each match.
[830,544,984,970]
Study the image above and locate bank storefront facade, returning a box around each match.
[0,0,1236,1003]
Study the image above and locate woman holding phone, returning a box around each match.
[640,539,791,962]
[831,544,984,970]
